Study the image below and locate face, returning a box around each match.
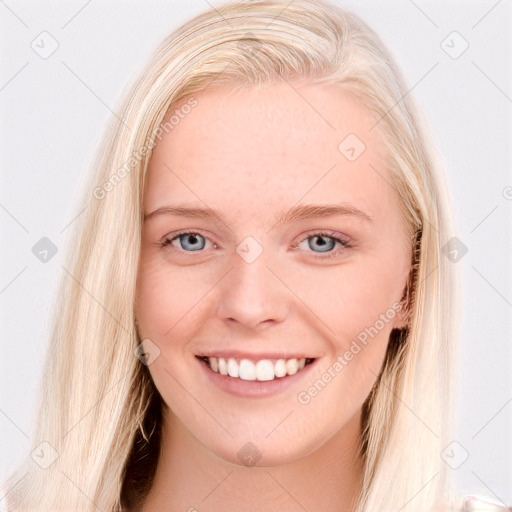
[135,80,412,466]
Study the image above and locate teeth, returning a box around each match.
[255,360,274,381]
[227,358,239,378]
[206,356,311,381]
[286,358,298,375]
[209,357,218,372]
[218,357,228,375]
[274,359,287,378]
[239,359,256,381]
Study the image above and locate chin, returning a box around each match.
[211,444,302,468]
[201,427,323,469]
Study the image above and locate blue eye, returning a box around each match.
[296,231,352,257]
[159,230,352,258]
[304,234,336,252]
[161,231,210,252]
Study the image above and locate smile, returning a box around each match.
[197,356,315,382]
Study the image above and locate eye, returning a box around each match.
[157,229,352,258]
[158,231,216,252]
[294,231,352,258]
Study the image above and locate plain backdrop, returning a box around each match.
[1,0,511,504]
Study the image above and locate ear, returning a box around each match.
[393,227,420,331]
[392,280,412,330]
[393,298,411,330]
[394,227,421,330]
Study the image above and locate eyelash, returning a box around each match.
[157,229,353,259]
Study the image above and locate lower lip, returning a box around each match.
[196,357,317,398]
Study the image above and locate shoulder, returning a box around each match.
[461,494,511,511]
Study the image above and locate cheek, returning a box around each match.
[285,258,405,346]
[283,251,406,400]
[135,251,206,339]
[135,272,172,339]
[134,257,208,405]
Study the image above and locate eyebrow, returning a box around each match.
[144,202,373,227]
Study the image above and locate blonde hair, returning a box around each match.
[2,1,462,510]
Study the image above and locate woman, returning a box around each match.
[1,1,509,511]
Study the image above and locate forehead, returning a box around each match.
[144,81,394,224]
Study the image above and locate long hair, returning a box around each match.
[2,1,461,510]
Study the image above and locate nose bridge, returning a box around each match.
[215,235,289,328]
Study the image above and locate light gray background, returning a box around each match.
[1,0,511,504]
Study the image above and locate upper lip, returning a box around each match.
[195,351,317,360]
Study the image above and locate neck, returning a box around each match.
[140,406,365,512]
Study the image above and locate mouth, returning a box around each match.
[196,355,315,382]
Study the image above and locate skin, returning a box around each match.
[134,80,412,512]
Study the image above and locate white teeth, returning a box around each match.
[255,360,274,381]
[286,358,299,375]
[239,359,256,381]
[274,359,287,378]
[227,358,239,377]
[218,357,228,375]
[206,356,310,381]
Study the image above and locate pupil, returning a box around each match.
[311,235,332,252]
[182,233,204,251]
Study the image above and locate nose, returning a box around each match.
[215,245,290,330]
